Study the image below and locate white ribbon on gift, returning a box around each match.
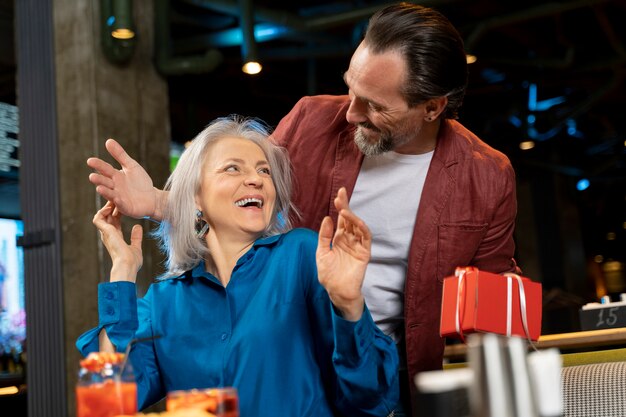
[454,268,467,340]
[505,273,537,349]
[454,267,475,342]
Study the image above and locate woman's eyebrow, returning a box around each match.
[221,157,269,166]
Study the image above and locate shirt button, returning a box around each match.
[105,306,115,316]
[104,291,114,300]
[221,333,228,341]
[359,339,365,347]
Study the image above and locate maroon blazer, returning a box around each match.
[273,94,519,393]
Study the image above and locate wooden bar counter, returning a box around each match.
[444,327,626,360]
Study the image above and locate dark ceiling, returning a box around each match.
[0,0,624,293]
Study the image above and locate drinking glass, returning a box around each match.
[166,387,239,417]
[76,352,137,417]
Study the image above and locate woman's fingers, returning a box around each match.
[317,216,334,258]
[336,209,372,252]
[93,201,120,230]
[339,208,370,236]
[130,224,143,250]
[93,200,113,219]
[333,187,350,212]
[329,186,372,251]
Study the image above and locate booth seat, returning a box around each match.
[560,348,626,417]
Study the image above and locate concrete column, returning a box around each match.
[53,1,170,415]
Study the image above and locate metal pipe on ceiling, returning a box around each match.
[239,0,261,73]
[177,0,449,32]
[154,0,224,75]
[180,0,307,30]
[464,0,615,52]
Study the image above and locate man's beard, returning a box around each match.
[353,123,413,157]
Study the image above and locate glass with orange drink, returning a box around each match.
[166,387,239,417]
[76,352,137,417]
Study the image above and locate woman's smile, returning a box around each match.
[197,136,276,238]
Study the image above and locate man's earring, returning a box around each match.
[195,209,209,239]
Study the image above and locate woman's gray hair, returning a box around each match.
[155,115,295,278]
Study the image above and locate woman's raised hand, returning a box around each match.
[316,187,371,321]
[87,139,164,220]
[92,201,143,283]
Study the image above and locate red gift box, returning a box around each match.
[440,267,542,341]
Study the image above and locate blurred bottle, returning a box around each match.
[468,333,546,417]
[414,368,472,417]
[468,333,516,417]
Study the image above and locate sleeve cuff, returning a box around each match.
[332,303,375,364]
[97,281,137,326]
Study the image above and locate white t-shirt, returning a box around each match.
[349,150,434,344]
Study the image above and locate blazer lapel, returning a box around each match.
[405,121,458,301]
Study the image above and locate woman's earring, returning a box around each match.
[195,209,209,239]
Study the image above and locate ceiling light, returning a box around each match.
[519,141,535,150]
[242,61,262,75]
[109,0,135,39]
[576,179,590,191]
[0,386,19,396]
[100,0,136,64]
[112,28,135,40]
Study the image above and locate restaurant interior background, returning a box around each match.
[0,0,624,416]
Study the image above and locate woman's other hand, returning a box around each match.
[92,201,143,282]
[316,187,371,321]
[87,139,165,220]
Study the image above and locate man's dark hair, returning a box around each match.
[363,3,468,119]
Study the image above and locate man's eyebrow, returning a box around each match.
[343,71,386,110]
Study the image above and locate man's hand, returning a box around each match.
[87,139,164,220]
[316,187,371,321]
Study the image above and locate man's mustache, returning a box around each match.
[357,122,380,133]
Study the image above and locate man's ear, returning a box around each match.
[425,96,448,121]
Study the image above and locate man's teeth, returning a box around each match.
[235,198,263,207]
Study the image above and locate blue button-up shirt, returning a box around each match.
[77,228,399,417]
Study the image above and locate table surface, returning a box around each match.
[444,327,626,359]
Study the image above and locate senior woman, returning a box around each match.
[77,116,399,417]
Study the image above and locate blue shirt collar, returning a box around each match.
[174,233,283,281]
